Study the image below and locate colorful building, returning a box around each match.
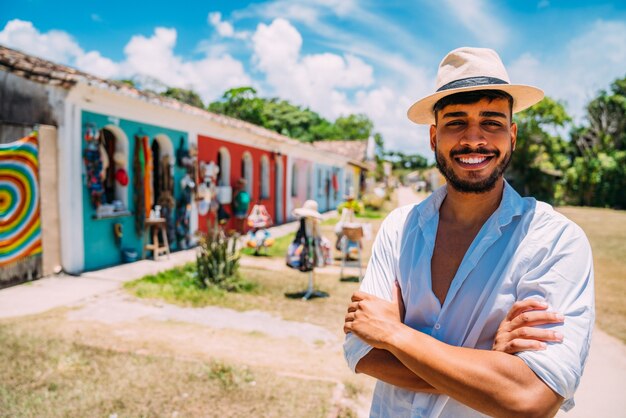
[0,44,355,282]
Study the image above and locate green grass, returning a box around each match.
[123,262,258,307]
[0,323,335,418]
[241,232,295,258]
[556,206,626,343]
[356,208,384,219]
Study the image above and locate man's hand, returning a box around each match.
[344,282,405,349]
[493,299,564,353]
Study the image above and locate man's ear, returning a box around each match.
[510,122,518,151]
[429,125,437,151]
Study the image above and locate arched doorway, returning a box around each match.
[241,152,253,196]
[151,134,174,208]
[274,157,284,224]
[99,125,129,209]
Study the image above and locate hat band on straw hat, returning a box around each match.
[437,76,508,92]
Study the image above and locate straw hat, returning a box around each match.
[407,47,544,125]
[293,200,322,219]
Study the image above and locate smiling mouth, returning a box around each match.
[454,155,494,168]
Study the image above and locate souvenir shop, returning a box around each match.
[81,111,193,270]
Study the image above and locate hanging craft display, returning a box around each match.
[133,135,145,235]
[247,204,272,229]
[83,125,104,208]
[142,136,153,219]
[0,134,42,268]
[115,168,129,186]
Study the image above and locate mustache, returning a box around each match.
[450,147,500,158]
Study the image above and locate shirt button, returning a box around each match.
[434,323,441,330]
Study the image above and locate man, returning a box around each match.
[343,47,594,417]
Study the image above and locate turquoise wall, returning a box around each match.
[81,111,188,271]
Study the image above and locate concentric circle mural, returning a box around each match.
[0,134,41,267]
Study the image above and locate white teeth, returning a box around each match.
[458,156,487,164]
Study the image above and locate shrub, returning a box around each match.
[362,193,385,210]
[196,230,242,291]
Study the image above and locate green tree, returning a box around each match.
[161,87,205,108]
[332,114,373,140]
[262,99,324,142]
[207,86,377,144]
[564,75,626,208]
[508,97,571,203]
[207,86,265,126]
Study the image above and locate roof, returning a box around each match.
[0,44,348,160]
[311,140,374,170]
[311,140,368,159]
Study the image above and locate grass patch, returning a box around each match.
[125,263,363,332]
[557,206,626,343]
[241,232,295,258]
[0,324,335,417]
[356,207,384,219]
[124,262,258,308]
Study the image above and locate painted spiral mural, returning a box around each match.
[0,134,42,267]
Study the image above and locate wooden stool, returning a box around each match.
[143,218,170,260]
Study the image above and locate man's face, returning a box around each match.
[430,97,517,194]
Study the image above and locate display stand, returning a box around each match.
[339,225,364,281]
[301,269,329,300]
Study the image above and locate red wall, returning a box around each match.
[197,135,287,233]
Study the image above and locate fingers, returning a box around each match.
[506,299,548,321]
[347,301,359,313]
[497,338,549,354]
[351,291,367,302]
[508,311,565,330]
[344,311,355,334]
[508,326,564,343]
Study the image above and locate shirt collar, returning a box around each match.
[416,179,525,230]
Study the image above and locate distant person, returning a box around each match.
[343,47,594,417]
[232,178,250,233]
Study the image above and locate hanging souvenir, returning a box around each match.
[198,198,210,216]
[83,126,104,209]
[115,168,129,186]
[133,135,145,235]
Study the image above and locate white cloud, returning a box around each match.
[74,50,119,79]
[0,20,252,103]
[440,0,509,47]
[250,17,432,156]
[208,12,249,39]
[121,27,252,101]
[252,18,374,118]
[209,12,234,37]
[509,20,626,122]
[0,19,82,63]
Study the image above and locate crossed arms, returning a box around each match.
[344,288,565,418]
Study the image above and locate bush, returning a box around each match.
[361,193,385,210]
[196,230,242,291]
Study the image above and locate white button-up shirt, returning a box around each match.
[344,182,594,417]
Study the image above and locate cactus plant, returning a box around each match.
[196,230,241,290]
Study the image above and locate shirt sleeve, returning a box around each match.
[343,208,402,372]
[515,219,595,411]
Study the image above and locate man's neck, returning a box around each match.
[439,179,505,228]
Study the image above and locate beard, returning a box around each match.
[435,146,511,193]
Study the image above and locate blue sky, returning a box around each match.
[2,0,626,156]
